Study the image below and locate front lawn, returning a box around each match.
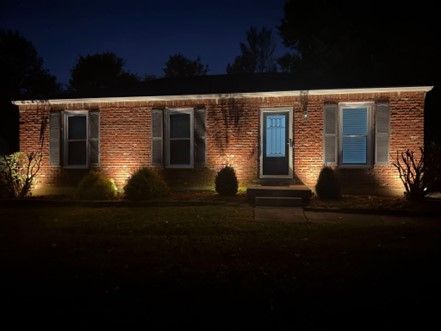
[0,205,439,328]
[307,194,441,215]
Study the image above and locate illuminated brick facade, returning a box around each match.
[17,89,426,195]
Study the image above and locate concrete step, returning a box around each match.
[247,184,312,203]
[255,196,304,207]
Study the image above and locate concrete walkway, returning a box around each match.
[254,207,307,222]
[254,206,435,224]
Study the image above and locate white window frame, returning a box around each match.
[165,108,194,168]
[63,110,89,169]
[338,102,374,168]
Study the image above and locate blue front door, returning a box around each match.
[263,112,290,176]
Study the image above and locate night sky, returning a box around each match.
[0,0,287,86]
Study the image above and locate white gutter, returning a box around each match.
[12,86,433,106]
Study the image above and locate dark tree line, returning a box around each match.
[0,30,60,154]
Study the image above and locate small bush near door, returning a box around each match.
[315,166,341,200]
[215,166,238,196]
[124,168,170,201]
[76,171,118,200]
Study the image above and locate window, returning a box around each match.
[166,109,194,168]
[65,111,88,167]
[338,103,373,166]
[60,110,99,168]
[341,106,369,164]
[152,108,205,168]
[324,102,383,167]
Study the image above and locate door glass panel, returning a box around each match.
[266,115,285,157]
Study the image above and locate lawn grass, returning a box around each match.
[0,205,440,328]
[307,194,441,215]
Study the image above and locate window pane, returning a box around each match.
[170,140,190,165]
[343,108,367,135]
[68,141,87,165]
[170,113,190,138]
[68,116,87,139]
[343,136,367,164]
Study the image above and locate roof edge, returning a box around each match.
[12,86,433,106]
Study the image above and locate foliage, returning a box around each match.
[0,29,60,100]
[0,152,43,199]
[315,166,341,200]
[163,53,208,77]
[227,26,278,74]
[215,166,238,196]
[277,52,301,73]
[75,171,118,200]
[0,30,59,154]
[278,1,439,84]
[392,148,433,200]
[124,168,170,200]
[69,52,140,96]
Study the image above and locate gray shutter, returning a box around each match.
[89,111,100,167]
[49,112,61,166]
[324,103,338,165]
[152,109,163,165]
[375,103,390,164]
[194,108,206,167]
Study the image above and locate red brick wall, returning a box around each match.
[18,91,425,195]
[294,92,425,195]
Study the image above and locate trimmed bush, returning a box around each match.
[76,171,118,200]
[315,166,341,200]
[215,166,238,196]
[124,167,169,201]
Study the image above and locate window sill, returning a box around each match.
[338,164,373,169]
[165,165,194,169]
[63,165,89,170]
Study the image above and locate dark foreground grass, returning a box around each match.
[0,205,440,328]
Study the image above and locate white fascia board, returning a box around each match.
[12,86,433,106]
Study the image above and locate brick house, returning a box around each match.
[12,74,432,196]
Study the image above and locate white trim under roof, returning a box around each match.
[12,86,433,106]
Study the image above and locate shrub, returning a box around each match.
[75,171,118,200]
[124,167,169,200]
[315,166,341,200]
[0,151,42,199]
[215,166,238,196]
[392,145,441,200]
